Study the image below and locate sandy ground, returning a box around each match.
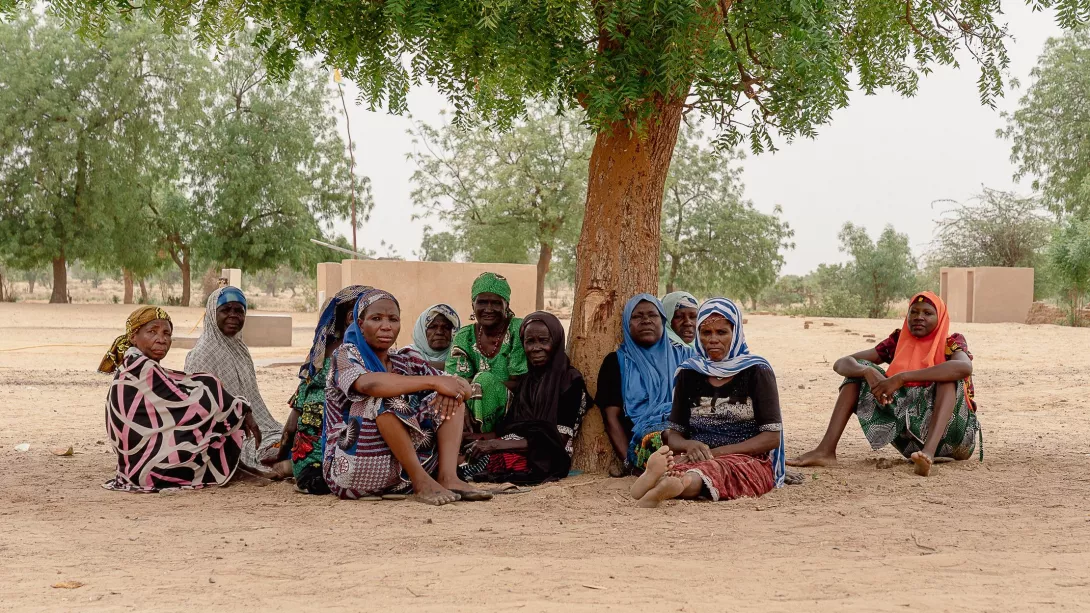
[2,303,1089,612]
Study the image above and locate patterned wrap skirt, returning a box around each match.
[846,361,981,460]
[674,454,775,501]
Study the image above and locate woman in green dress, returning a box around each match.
[446,272,527,434]
[285,285,371,494]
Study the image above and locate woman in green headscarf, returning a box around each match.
[446,272,527,434]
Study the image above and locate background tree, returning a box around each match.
[26,0,1079,469]
[1047,217,1090,326]
[410,106,591,308]
[838,223,918,319]
[660,125,793,305]
[0,15,187,302]
[1004,28,1090,218]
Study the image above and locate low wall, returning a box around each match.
[940,266,1034,324]
[326,260,538,346]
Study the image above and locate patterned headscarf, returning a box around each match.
[661,291,699,349]
[471,272,512,303]
[410,303,461,363]
[99,306,172,373]
[343,288,400,374]
[677,297,785,489]
[298,285,372,381]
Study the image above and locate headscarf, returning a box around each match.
[217,286,247,309]
[677,298,771,379]
[677,297,785,488]
[470,272,515,321]
[342,288,400,374]
[617,294,693,448]
[298,285,372,381]
[410,304,461,363]
[505,312,581,428]
[887,291,950,382]
[661,291,699,349]
[99,306,172,373]
[185,287,279,467]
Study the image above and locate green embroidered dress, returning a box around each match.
[446,318,527,433]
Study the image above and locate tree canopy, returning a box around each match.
[1005,28,1090,218]
[660,124,793,304]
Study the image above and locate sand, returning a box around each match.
[1,303,1089,612]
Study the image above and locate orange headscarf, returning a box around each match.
[886,291,949,382]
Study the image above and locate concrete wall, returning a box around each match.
[241,313,293,347]
[331,260,538,346]
[940,267,1034,324]
[316,262,342,308]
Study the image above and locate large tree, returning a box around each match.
[838,223,918,319]
[410,106,591,308]
[1004,28,1090,218]
[0,15,187,302]
[26,0,1090,469]
[660,125,793,305]
[929,188,1054,269]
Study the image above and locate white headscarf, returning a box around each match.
[409,303,461,363]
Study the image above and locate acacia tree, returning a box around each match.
[660,125,793,305]
[1004,28,1090,218]
[929,188,1054,268]
[838,223,918,318]
[26,0,1090,469]
[410,106,591,308]
[0,15,188,302]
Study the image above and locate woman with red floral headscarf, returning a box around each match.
[790,291,981,476]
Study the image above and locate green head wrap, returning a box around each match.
[471,272,512,303]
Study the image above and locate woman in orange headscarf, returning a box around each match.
[789,292,980,477]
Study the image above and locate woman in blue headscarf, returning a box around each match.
[630,298,786,508]
[322,288,492,505]
[284,285,371,494]
[596,294,694,472]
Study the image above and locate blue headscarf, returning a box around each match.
[343,288,399,374]
[216,286,247,309]
[617,294,694,463]
[677,297,785,488]
[298,285,372,381]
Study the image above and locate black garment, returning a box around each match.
[595,351,623,410]
[498,380,589,484]
[668,365,783,448]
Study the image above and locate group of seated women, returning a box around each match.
[98,272,981,506]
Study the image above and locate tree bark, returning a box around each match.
[666,253,680,294]
[122,269,134,304]
[569,101,685,472]
[138,279,149,303]
[535,242,552,311]
[27,276,35,294]
[50,255,67,304]
[180,255,191,307]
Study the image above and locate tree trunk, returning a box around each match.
[139,279,148,304]
[27,276,35,294]
[122,269,134,304]
[0,271,5,302]
[180,254,191,307]
[665,253,680,294]
[535,242,552,311]
[569,102,685,473]
[50,256,67,304]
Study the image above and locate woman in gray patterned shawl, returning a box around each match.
[185,286,288,478]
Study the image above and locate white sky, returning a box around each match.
[332,2,1063,276]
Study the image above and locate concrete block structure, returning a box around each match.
[329,260,538,346]
[240,313,293,347]
[221,268,242,289]
[939,267,1034,324]
[316,262,342,307]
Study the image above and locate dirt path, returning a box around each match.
[1,304,1088,612]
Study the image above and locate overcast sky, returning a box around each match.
[330,2,1063,276]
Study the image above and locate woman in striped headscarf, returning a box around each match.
[631,297,785,507]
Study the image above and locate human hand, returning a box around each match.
[862,368,887,390]
[433,375,473,400]
[465,438,500,460]
[871,373,903,405]
[242,413,262,450]
[434,393,462,422]
[680,440,712,463]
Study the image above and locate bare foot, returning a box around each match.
[272,459,293,479]
[412,477,460,506]
[438,475,493,501]
[911,451,933,477]
[637,475,686,508]
[630,446,673,500]
[787,449,838,468]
